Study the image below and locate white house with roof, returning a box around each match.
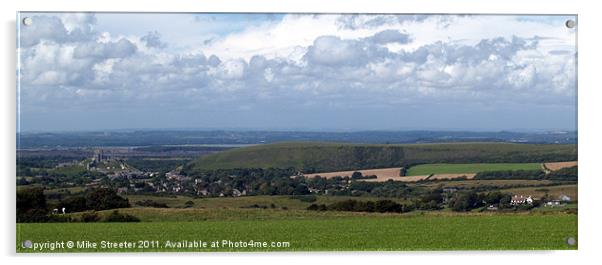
[510,195,533,206]
[545,194,572,207]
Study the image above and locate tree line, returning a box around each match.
[307,190,529,213]
[474,166,577,181]
[17,187,132,222]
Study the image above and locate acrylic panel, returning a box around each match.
[16,13,577,252]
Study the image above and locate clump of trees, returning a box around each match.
[415,188,444,210]
[17,187,132,223]
[447,191,482,211]
[17,187,49,222]
[104,210,140,222]
[135,200,169,208]
[78,210,140,222]
[306,203,328,211]
[190,168,311,197]
[59,188,130,211]
[547,166,577,181]
[399,167,407,177]
[80,211,101,222]
[240,204,269,209]
[349,171,378,180]
[348,180,413,197]
[474,166,577,181]
[308,199,415,213]
[447,191,514,212]
[474,170,545,180]
[307,190,521,214]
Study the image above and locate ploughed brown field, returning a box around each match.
[303,168,475,182]
[304,167,413,182]
[543,161,578,171]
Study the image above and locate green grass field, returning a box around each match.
[415,179,556,189]
[406,163,543,176]
[16,213,577,252]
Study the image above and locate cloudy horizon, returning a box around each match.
[17,13,577,132]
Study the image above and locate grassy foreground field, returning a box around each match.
[17,213,577,252]
[406,163,542,176]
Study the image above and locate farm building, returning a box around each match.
[559,194,572,202]
[545,200,562,207]
[545,194,572,207]
[510,195,533,205]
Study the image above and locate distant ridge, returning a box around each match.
[183,142,577,174]
[18,130,577,148]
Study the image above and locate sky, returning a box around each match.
[17,13,577,132]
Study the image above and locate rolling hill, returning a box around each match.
[183,142,577,174]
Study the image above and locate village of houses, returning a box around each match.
[48,149,576,211]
